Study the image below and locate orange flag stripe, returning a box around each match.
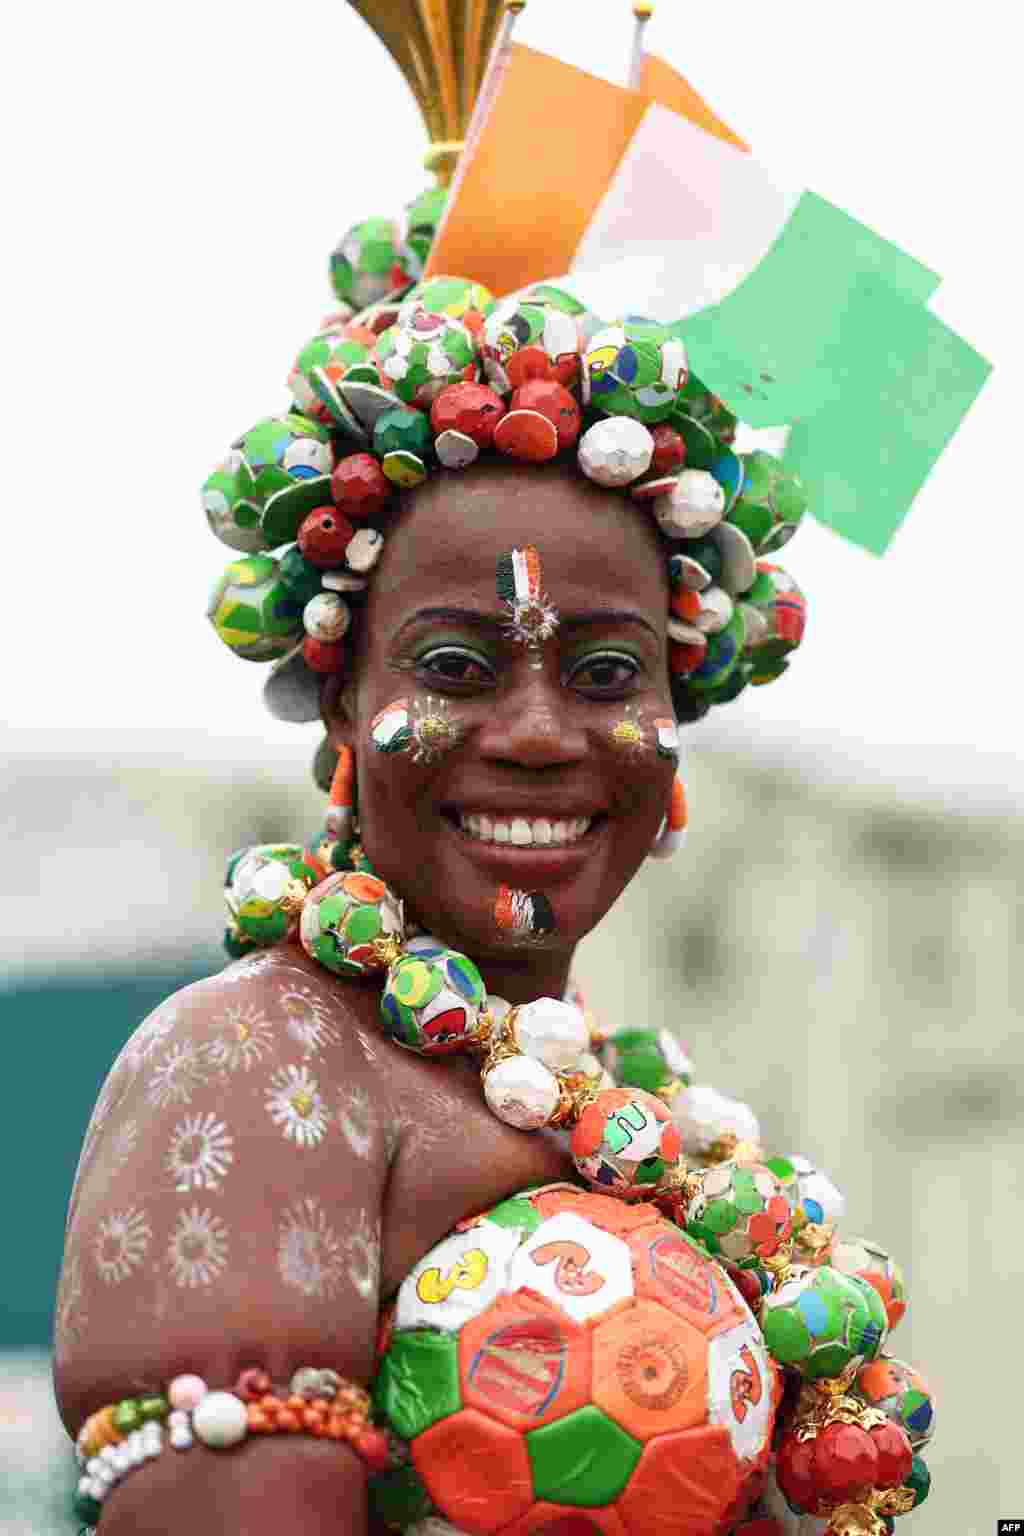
[425,45,648,295]
[639,53,749,153]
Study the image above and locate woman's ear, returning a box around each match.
[321,675,356,754]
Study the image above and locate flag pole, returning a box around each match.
[629,1,654,89]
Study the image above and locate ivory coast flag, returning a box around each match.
[426,43,991,555]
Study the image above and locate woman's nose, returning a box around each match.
[476,669,588,769]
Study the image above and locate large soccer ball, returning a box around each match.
[370,1183,780,1536]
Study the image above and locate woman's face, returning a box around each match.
[328,460,676,971]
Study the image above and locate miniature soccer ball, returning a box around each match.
[851,1354,935,1448]
[380,946,486,1055]
[831,1237,907,1329]
[207,554,303,661]
[375,304,479,407]
[330,217,402,309]
[202,450,267,553]
[759,1264,888,1380]
[482,295,584,395]
[299,870,404,977]
[288,325,376,422]
[684,1161,793,1268]
[370,1183,779,1536]
[224,843,324,945]
[583,321,688,424]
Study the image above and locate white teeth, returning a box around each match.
[457,813,593,845]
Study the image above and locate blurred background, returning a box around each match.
[1,0,1018,1532]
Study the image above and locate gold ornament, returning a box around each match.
[823,1504,886,1536]
[345,0,513,183]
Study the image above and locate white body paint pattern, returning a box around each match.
[167,1205,230,1289]
[93,1207,152,1286]
[265,1063,330,1147]
[165,1112,235,1193]
[206,1002,275,1074]
[277,1195,347,1299]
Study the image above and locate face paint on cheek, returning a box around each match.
[654,716,681,765]
[494,883,557,938]
[609,703,648,756]
[496,544,559,671]
[370,695,464,763]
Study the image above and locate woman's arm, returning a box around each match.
[54,956,391,1534]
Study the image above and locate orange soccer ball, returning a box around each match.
[370,1183,781,1536]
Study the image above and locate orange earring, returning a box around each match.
[326,745,355,842]
[648,773,687,860]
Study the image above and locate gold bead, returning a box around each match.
[633,1,655,15]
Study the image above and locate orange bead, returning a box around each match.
[309,1397,331,1415]
[285,1394,307,1413]
[260,1395,283,1414]
[276,1408,302,1432]
[247,1407,272,1433]
[324,1416,349,1441]
[301,1406,325,1430]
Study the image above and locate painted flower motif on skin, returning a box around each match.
[278,984,341,1059]
[277,1195,346,1299]
[110,1118,139,1168]
[125,1003,181,1071]
[93,1207,151,1286]
[346,1208,381,1301]
[167,1205,229,1289]
[206,1002,275,1075]
[265,1063,329,1148]
[166,1111,235,1193]
[337,1083,375,1159]
[145,1038,210,1110]
[54,1253,86,1363]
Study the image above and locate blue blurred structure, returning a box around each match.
[2,959,215,1350]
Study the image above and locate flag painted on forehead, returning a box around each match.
[428,41,991,557]
[496,544,559,658]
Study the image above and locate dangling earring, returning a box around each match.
[326,745,355,842]
[648,774,688,860]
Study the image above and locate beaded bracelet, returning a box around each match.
[73,1365,393,1527]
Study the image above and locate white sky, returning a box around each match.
[1,0,1017,791]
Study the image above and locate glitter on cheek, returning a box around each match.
[494,884,557,938]
[370,695,464,763]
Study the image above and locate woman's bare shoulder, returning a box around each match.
[54,947,392,1441]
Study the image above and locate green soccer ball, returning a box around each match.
[760,1263,888,1380]
[207,554,303,661]
[330,216,401,309]
[583,321,688,424]
[375,303,479,407]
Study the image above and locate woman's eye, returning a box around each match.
[416,647,495,686]
[569,654,641,692]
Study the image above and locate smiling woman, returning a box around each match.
[322,461,676,1003]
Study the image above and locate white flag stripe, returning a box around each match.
[570,103,802,323]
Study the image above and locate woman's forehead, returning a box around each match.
[375,463,668,613]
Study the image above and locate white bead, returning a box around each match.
[577,417,654,487]
[303,591,351,642]
[191,1390,249,1449]
[652,469,725,537]
[435,429,480,469]
[511,998,590,1072]
[693,584,734,634]
[170,1425,194,1451]
[78,1475,108,1502]
[578,1050,616,1091]
[484,1054,560,1130]
[86,1456,115,1483]
[671,1083,761,1157]
[321,569,368,594]
[167,1409,191,1430]
[110,1442,134,1474]
[346,527,383,573]
[711,519,757,595]
[168,1374,208,1411]
[98,1444,120,1468]
[656,1027,694,1080]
